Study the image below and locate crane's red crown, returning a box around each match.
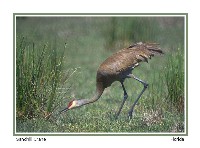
[67,99,76,109]
[67,99,74,108]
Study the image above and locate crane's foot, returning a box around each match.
[128,110,134,119]
[115,111,121,119]
[114,114,119,120]
[115,92,128,120]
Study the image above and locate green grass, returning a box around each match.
[15,16,185,133]
[164,48,184,113]
[16,34,69,119]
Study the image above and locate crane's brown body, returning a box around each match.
[97,42,163,89]
[60,42,163,119]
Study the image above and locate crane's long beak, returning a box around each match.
[59,107,69,114]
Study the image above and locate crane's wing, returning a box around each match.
[98,42,163,75]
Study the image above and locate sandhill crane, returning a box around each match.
[60,42,163,119]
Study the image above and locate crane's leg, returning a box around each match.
[128,74,148,119]
[115,81,128,118]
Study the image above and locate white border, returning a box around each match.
[14,14,187,135]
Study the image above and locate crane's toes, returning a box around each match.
[114,114,119,120]
[128,111,134,119]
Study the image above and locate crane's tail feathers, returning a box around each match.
[146,42,164,55]
[129,42,164,55]
[148,48,164,54]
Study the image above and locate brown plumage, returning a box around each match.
[60,42,163,119]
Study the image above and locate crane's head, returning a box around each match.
[59,99,79,114]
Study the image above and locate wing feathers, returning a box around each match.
[98,42,163,75]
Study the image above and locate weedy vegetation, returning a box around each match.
[16,36,70,120]
[15,17,185,133]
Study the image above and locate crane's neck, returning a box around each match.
[77,82,104,107]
